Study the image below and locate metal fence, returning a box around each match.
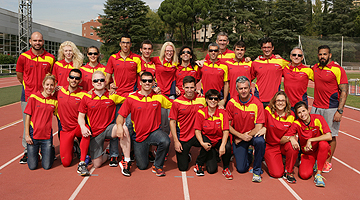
[0,64,16,74]
[349,79,360,96]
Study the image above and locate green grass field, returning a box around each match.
[0,85,22,107]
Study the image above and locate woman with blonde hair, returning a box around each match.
[52,41,84,86]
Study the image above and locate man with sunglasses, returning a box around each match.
[117,72,172,177]
[283,47,314,109]
[55,69,91,175]
[78,71,132,176]
[201,43,229,107]
[251,37,289,108]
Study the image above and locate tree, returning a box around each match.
[326,0,355,36]
[147,9,167,43]
[95,0,149,59]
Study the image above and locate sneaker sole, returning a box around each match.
[224,176,233,180]
[286,179,296,184]
[109,163,118,167]
[80,171,90,176]
[322,168,332,173]
[193,168,204,176]
[152,169,165,177]
[119,162,131,177]
[19,161,27,164]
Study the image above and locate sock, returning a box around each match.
[124,157,130,162]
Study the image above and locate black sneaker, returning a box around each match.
[149,151,155,163]
[19,153,27,164]
[120,160,131,176]
[283,172,296,183]
[109,157,118,167]
[193,164,204,176]
[77,162,90,176]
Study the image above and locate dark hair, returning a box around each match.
[318,45,331,53]
[233,40,246,50]
[69,68,82,78]
[294,101,308,118]
[268,91,291,116]
[205,89,221,99]
[120,33,132,43]
[183,76,196,86]
[140,71,154,79]
[140,40,153,49]
[260,37,273,47]
[87,46,100,63]
[178,45,197,67]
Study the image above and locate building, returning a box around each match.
[195,24,213,42]
[0,7,102,58]
[82,17,103,42]
[354,1,360,7]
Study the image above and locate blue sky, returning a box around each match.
[0,0,162,35]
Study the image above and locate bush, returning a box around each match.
[0,54,16,64]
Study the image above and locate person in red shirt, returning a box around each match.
[16,32,55,164]
[193,89,232,179]
[24,74,57,170]
[117,72,172,177]
[227,76,265,183]
[251,37,289,108]
[169,76,206,171]
[310,45,348,173]
[204,32,235,62]
[137,40,157,91]
[284,101,332,187]
[201,43,229,107]
[78,71,131,176]
[175,46,201,96]
[258,91,297,183]
[283,47,313,108]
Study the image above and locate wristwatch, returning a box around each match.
[337,109,343,114]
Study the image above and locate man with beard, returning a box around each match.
[311,45,348,173]
[16,32,55,164]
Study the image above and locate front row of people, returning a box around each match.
[24,71,332,187]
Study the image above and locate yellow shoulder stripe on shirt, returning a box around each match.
[22,53,54,65]
[229,98,258,124]
[314,118,325,135]
[321,66,342,85]
[29,94,58,106]
[60,88,88,98]
[265,107,294,123]
[80,66,106,74]
[128,94,172,109]
[174,97,206,106]
[55,61,74,69]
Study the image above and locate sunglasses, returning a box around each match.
[208,97,219,101]
[291,54,303,57]
[209,49,219,52]
[88,52,99,56]
[141,79,154,83]
[182,51,191,55]
[69,75,81,80]
[92,78,105,83]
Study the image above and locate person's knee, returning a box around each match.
[253,137,265,146]
[28,164,37,170]
[206,166,217,174]
[236,165,248,173]
[61,159,71,167]
[298,170,312,180]
[137,162,148,170]
[159,136,170,147]
[270,170,284,178]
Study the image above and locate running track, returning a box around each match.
[0,90,360,199]
[0,76,21,89]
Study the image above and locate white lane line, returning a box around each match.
[333,156,360,175]
[0,131,58,171]
[342,116,360,124]
[182,171,190,200]
[278,178,302,200]
[0,119,22,131]
[340,130,360,141]
[68,167,96,200]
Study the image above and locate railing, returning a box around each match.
[0,64,16,74]
[348,79,360,96]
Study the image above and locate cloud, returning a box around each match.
[92,4,104,11]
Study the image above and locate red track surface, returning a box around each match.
[1,98,359,199]
[0,77,21,89]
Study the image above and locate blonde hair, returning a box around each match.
[58,41,84,69]
[42,73,56,85]
[159,42,178,65]
[92,70,105,80]
[269,91,292,116]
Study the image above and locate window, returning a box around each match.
[90,26,93,29]
[97,39,100,41]
[90,32,94,36]
[97,26,100,29]
[84,33,86,36]
[84,27,86,30]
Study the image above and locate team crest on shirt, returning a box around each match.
[275,64,281,70]
[137,107,142,109]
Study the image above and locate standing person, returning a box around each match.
[137,40,156,91]
[175,46,201,96]
[283,47,314,109]
[311,45,348,173]
[52,41,84,87]
[225,41,253,99]
[227,76,265,182]
[24,74,57,170]
[16,31,55,164]
[117,72,172,176]
[260,91,297,182]
[78,71,132,176]
[201,43,229,107]
[204,32,235,62]
[80,46,108,91]
[284,101,332,187]
[193,89,232,179]
[104,34,144,166]
[56,69,91,176]
[251,37,289,108]
[169,76,206,171]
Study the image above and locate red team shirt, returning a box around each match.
[225,58,253,97]
[16,49,54,102]
[105,51,143,95]
[78,91,126,137]
[264,106,295,146]
[285,114,331,152]
[205,48,235,62]
[194,107,229,147]
[175,64,201,95]
[168,94,206,142]
[118,91,173,142]
[137,58,156,90]
[251,55,289,102]
[24,91,58,140]
[153,57,177,95]
[283,64,314,107]
[80,63,108,91]
[312,61,348,109]
[52,60,76,87]
[227,94,265,134]
[201,60,228,94]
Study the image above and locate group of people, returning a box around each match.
[16,31,348,188]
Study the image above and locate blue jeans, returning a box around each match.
[27,138,54,170]
[133,128,170,170]
[233,136,265,175]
